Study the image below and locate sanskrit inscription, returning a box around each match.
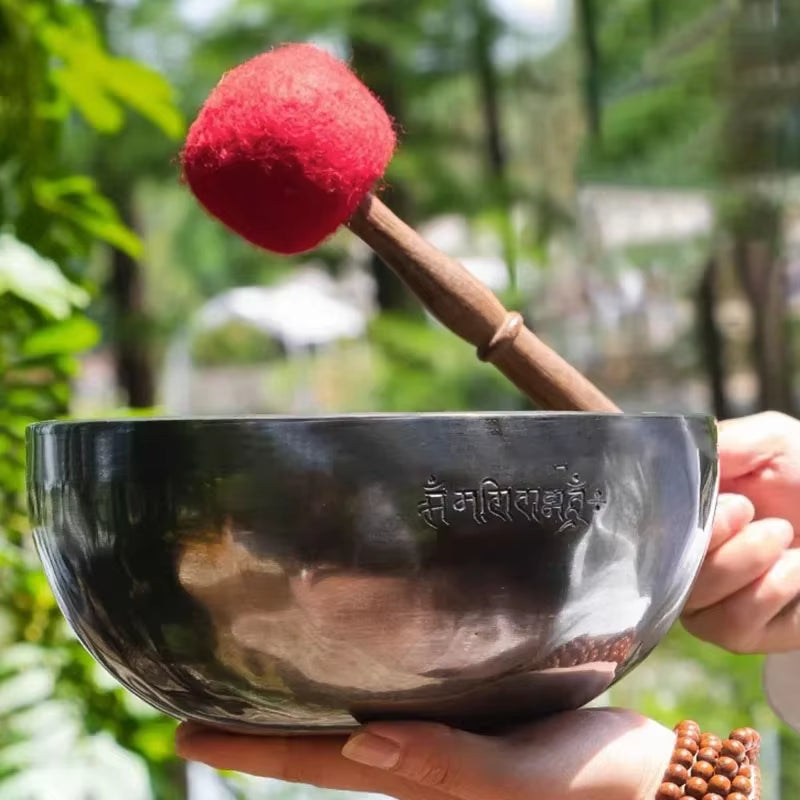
[417,468,607,532]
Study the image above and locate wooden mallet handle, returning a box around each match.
[348,194,620,413]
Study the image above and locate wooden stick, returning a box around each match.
[348,194,620,413]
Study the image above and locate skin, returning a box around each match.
[175,411,800,799]
[682,412,800,653]
[175,710,675,800]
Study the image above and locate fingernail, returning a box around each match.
[342,732,401,769]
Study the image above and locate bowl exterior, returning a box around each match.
[26,414,718,733]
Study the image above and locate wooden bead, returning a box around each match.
[742,726,760,744]
[660,722,763,800]
[684,777,709,799]
[731,775,752,794]
[715,756,739,779]
[707,774,731,795]
[678,737,700,755]
[664,763,689,786]
[721,739,746,763]
[743,728,761,759]
[697,747,719,764]
[673,748,696,769]
[730,728,754,749]
[656,722,763,800]
[691,761,715,781]
[678,725,701,742]
[656,783,683,800]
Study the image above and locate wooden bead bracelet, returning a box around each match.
[655,721,761,800]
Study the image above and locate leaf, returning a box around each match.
[21,316,100,358]
[0,234,89,319]
[37,8,185,140]
[102,58,186,141]
[33,177,143,258]
[50,69,126,133]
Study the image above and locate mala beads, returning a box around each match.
[655,721,761,800]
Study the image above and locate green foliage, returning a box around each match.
[191,320,286,367]
[579,0,726,187]
[0,0,183,257]
[0,234,90,318]
[32,176,144,258]
[37,1,184,139]
[612,624,770,732]
[0,236,95,774]
[369,313,530,411]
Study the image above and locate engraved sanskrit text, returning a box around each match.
[417,468,607,532]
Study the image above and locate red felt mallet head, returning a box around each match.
[182,43,397,255]
[181,43,618,414]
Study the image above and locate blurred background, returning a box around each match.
[2,0,800,796]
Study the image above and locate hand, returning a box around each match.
[682,412,800,653]
[175,709,675,800]
[715,412,800,533]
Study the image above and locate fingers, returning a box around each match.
[341,722,512,800]
[744,550,800,652]
[175,723,435,800]
[707,494,755,552]
[684,517,793,614]
[716,412,800,557]
[717,412,787,484]
[176,721,517,800]
[344,711,675,800]
[683,548,800,653]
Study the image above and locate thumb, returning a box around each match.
[342,710,675,800]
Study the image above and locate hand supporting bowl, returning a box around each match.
[26,412,718,734]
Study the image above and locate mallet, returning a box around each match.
[181,43,619,413]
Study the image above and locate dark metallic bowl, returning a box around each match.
[26,412,718,734]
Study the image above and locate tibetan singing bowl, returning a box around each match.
[26,413,718,734]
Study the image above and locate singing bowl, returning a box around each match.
[26,412,718,734]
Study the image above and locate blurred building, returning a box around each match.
[160,266,378,416]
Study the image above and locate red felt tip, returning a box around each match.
[181,43,397,255]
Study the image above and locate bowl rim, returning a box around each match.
[26,411,717,431]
